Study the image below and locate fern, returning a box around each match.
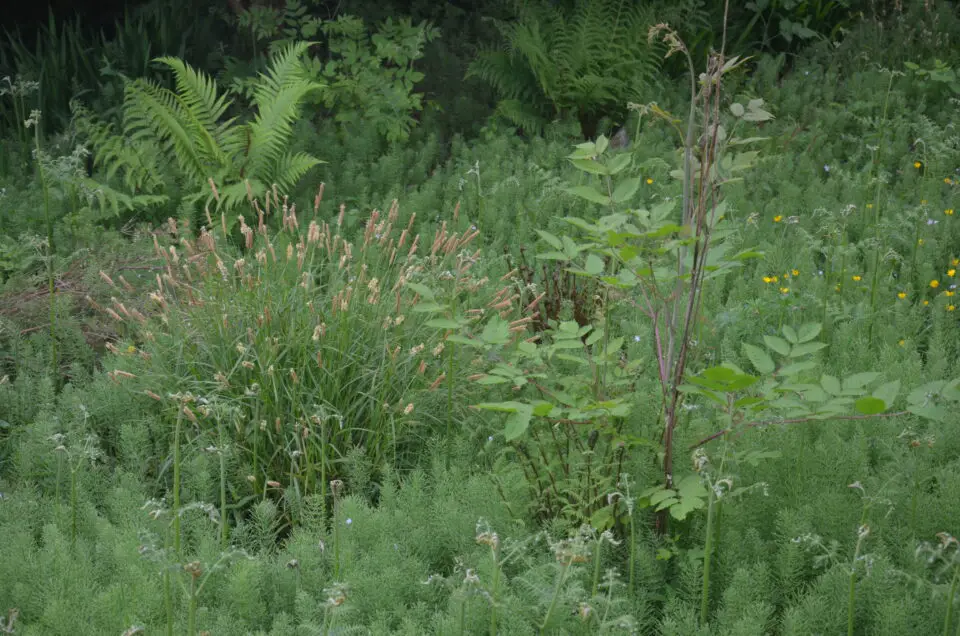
[114,41,324,217]
[468,0,662,138]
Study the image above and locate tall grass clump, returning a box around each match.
[93,187,508,520]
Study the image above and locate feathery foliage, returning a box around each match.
[467,0,662,138]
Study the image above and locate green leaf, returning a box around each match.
[412,302,444,313]
[405,282,435,301]
[743,343,775,374]
[567,185,610,205]
[844,372,880,390]
[474,401,527,413]
[855,396,887,415]
[670,496,706,521]
[612,177,641,204]
[504,406,533,441]
[872,380,900,408]
[607,153,632,175]
[595,134,609,155]
[535,230,563,250]
[763,335,791,356]
[782,325,799,344]
[820,374,842,396]
[790,342,827,357]
[907,380,946,405]
[777,361,817,376]
[571,158,609,175]
[796,323,822,343]
[425,318,463,329]
[584,253,605,275]
[908,403,948,422]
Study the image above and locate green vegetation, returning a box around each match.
[2,0,960,633]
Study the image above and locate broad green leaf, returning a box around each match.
[943,378,960,401]
[584,253,605,275]
[844,372,880,390]
[907,380,946,405]
[872,380,900,408]
[447,334,479,347]
[648,488,677,506]
[763,335,791,356]
[782,325,799,344]
[476,376,511,385]
[535,230,563,250]
[412,302,444,313]
[504,406,533,441]
[532,402,555,417]
[855,396,886,415]
[425,318,463,329]
[405,282,435,301]
[777,361,817,376]
[907,403,948,422]
[474,401,527,413]
[743,343,775,374]
[676,475,707,499]
[571,158,608,175]
[820,374,842,396]
[607,153,632,175]
[670,496,706,520]
[595,134,609,155]
[590,505,615,531]
[568,185,610,205]
[796,323,822,343]
[480,318,511,344]
[612,177,641,204]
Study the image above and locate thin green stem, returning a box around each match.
[541,557,572,634]
[173,405,184,556]
[945,564,959,636]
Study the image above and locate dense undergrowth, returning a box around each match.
[2,0,960,634]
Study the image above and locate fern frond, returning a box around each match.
[79,177,168,218]
[155,56,233,144]
[246,81,321,181]
[256,41,319,95]
[272,152,324,192]
[123,78,211,183]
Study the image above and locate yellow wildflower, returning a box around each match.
[946,178,953,184]
[898,339,906,347]
[762,276,773,284]
[897,292,907,300]
[946,209,955,216]
[949,305,957,312]
[919,239,925,246]
[852,275,862,282]
[946,291,955,297]
[948,269,956,277]
[931,280,940,288]
[792,269,800,276]
[779,287,790,294]
[773,215,783,223]
[867,203,874,209]
[646,178,654,185]
[914,161,922,169]
[953,259,959,266]
[923,300,930,306]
